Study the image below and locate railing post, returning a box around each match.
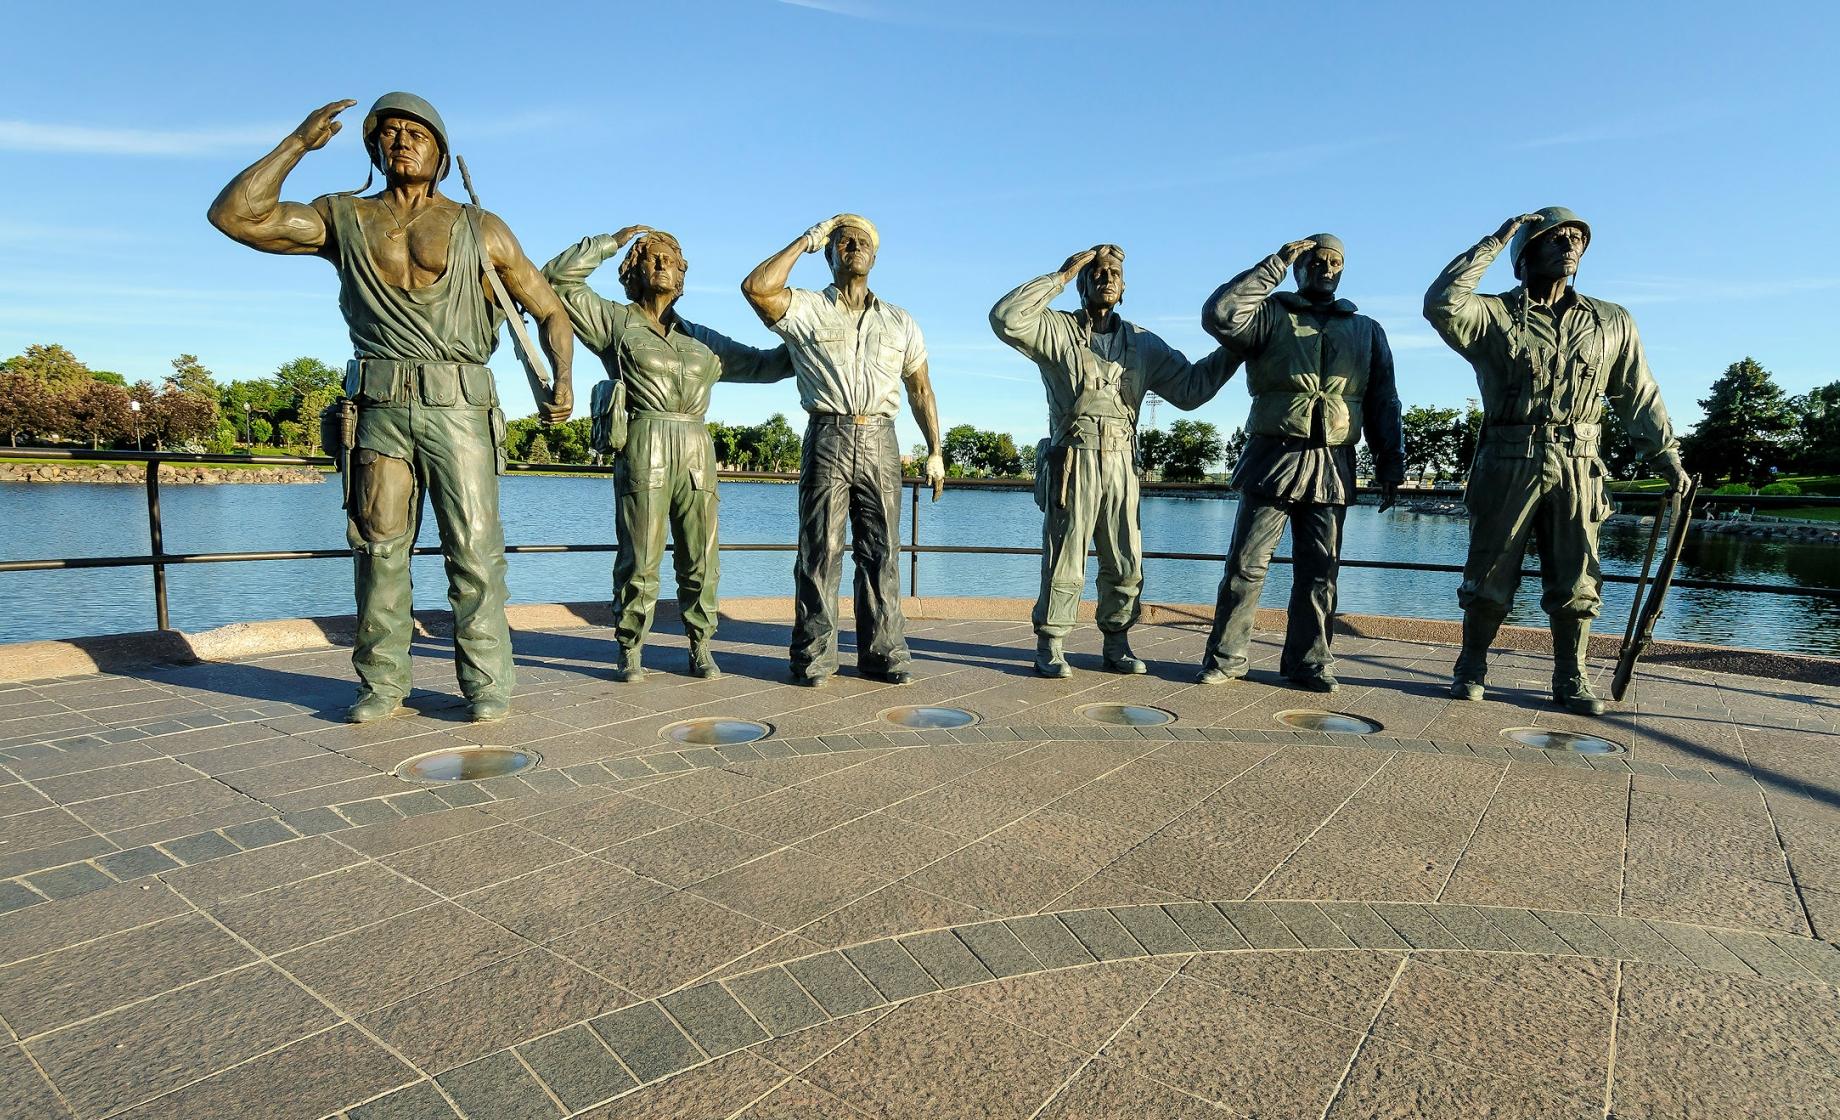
[146,460,170,631]
[909,480,919,598]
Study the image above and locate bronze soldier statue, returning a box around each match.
[1196,235,1405,691]
[741,215,944,687]
[208,95,573,723]
[991,246,1238,677]
[1425,208,1685,715]
[544,228,792,681]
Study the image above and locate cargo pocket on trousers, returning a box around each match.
[491,408,507,475]
[353,449,413,543]
[1586,458,1613,523]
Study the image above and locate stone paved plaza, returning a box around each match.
[2,611,1838,1118]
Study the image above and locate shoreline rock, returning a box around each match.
[0,462,326,485]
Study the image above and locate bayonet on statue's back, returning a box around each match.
[456,155,555,405]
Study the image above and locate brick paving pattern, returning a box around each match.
[0,615,1836,1117]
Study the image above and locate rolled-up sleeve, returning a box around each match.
[901,312,928,376]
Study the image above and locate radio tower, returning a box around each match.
[1143,392,1161,431]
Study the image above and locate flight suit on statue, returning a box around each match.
[991,260,1238,676]
[1425,207,1680,714]
[543,233,793,679]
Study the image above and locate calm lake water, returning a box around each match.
[3,477,1837,655]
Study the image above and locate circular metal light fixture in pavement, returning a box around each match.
[661,718,773,746]
[1276,710,1384,735]
[881,705,979,730]
[1502,727,1627,756]
[1077,703,1176,727]
[396,746,541,782]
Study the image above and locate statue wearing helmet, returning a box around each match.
[1424,209,1687,715]
[207,94,576,724]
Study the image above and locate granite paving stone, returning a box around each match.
[590,1002,705,1084]
[346,1080,462,1120]
[725,966,827,1037]
[786,952,885,1017]
[435,1050,562,1120]
[517,1024,637,1113]
[95,844,179,880]
[898,929,996,989]
[23,862,113,900]
[843,938,940,1001]
[662,981,771,1056]
[1004,914,1099,969]
[157,828,241,864]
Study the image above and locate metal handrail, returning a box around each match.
[3,446,1838,633]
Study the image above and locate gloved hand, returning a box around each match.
[802,215,844,254]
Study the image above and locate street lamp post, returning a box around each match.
[129,399,142,451]
[243,401,251,447]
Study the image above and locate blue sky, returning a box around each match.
[3,0,1835,454]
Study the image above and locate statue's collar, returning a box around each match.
[1276,290,1357,316]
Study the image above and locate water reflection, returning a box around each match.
[2,480,1834,655]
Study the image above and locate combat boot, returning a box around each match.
[1102,631,1147,675]
[1034,635,1072,679]
[1550,617,1605,716]
[346,691,405,724]
[688,641,721,679]
[617,644,646,684]
[1450,608,1503,701]
[468,696,510,723]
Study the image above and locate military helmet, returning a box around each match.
[362,92,451,181]
[1510,206,1590,278]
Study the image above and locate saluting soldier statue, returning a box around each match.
[208,94,574,723]
[1197,234,1405,691]
[544,228,792,681]
[1425,208,1685,715]
[741,215,945,687]
[991,245,1238,677]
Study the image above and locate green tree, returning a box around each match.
[1401,404,1462,482]
[546,417,592,464]
[743,413,801,472]
[1162,418,1223,482]
[249,417,274,445]
[1678,357,1794,485]
[941,424,981,473]
[709,421,744,468]
[297,386,342,453]
[167,354,219,400]
[503,416,542,460]
[1137,427,1167,478]
[1453,400,1484,479]
[525,432,553,465]
[1598,399,1641,481]
[277,420,305,448]
[204,418,238,455]
[1788,380,1840,474]
[272,357,341,405]
[3,343,92,385]
[1220,425,1249,477]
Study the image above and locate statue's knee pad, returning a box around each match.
[351,449,413,544]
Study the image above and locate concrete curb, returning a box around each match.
[3,595,1834,687]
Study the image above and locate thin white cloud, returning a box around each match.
[0,119,286,156]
